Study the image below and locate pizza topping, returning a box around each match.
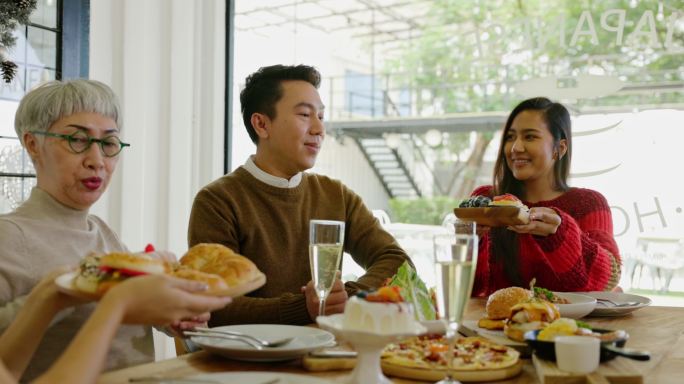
[383,336,519,371]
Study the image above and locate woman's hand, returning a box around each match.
[102,275,232,326]
[26,267,87,312]
[507,207,561,236]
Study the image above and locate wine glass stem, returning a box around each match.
[446,331,455,380]
[318,298,326,317]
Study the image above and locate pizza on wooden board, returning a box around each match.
[382,335,520,371]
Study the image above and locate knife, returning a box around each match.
[458,323,479,337]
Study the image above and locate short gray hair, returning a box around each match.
[14,79,121,145]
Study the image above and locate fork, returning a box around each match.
[192,327,294,348]
[596,298,640,307]
[184,331,265,349]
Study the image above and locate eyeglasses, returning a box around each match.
[30,130,130,157]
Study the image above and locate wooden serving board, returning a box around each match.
[382,359,523,382]
[454,206,529,227]
[532,354,643,384]
[302,354,356,372]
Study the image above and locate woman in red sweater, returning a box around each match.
[471,97,620,296]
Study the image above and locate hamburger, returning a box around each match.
[478,287,532,330]
[503,300,560,342]
[75,252,166,295]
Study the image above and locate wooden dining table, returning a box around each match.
[98,298,684,383]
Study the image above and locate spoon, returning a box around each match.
[602,344,651,361]
[193,327,294,348]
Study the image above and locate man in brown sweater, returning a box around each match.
[188,65,411,325]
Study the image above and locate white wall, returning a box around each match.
[313,136,390,212]
[89,0,225,255]
[89,0,226,359]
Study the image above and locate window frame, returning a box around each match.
[0,0,90,183]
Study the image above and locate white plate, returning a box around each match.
[190,324,335,362]
[55,270,264,299]
[554,292,597,319]
[584,291,651,317]
[460,319,526,347]
[54,271,100,301]
[190,371,332,384]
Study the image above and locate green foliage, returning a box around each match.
[383,0,684,112]
[388,196,461,225]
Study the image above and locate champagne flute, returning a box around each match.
[433,219,478,384]
[309,219,345,317]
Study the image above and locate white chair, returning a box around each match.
[372,209,391,226]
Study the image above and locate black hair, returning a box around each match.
[240,64,321,144]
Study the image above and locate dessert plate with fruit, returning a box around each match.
[317,287,427,384]
[454,194,530,227]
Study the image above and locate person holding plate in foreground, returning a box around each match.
[0,269,231,384]
[0,80,202,380]
[469,97,620,296]
[189,64,411,325]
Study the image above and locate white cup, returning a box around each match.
[554,336,600,374]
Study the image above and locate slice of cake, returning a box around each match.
[342,286,419,334]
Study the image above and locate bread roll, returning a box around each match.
[485,287,533,320]
[181,243,260,286]
[173,268,229,291]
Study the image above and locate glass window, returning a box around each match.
[229,0,684,298]
[0,0,85,213]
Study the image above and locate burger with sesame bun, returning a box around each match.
[75,251,167,295]
[477,287,533,330]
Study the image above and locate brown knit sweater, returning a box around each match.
[188,167,410,325]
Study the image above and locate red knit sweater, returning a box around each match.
[471,186,620,296]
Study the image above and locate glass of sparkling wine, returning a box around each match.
[433,219,478,384]
[309,219,345,317]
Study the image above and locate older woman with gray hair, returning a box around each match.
[0,79,206,380]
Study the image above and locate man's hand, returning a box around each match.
[302,273,348,321]
[165,313,211,338]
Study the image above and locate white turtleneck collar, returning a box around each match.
[242,155,302,188]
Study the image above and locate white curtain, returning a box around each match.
[89,0,226,359]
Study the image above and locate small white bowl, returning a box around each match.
[554,292,597,319]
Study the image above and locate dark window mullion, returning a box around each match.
[0,173,36,178]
